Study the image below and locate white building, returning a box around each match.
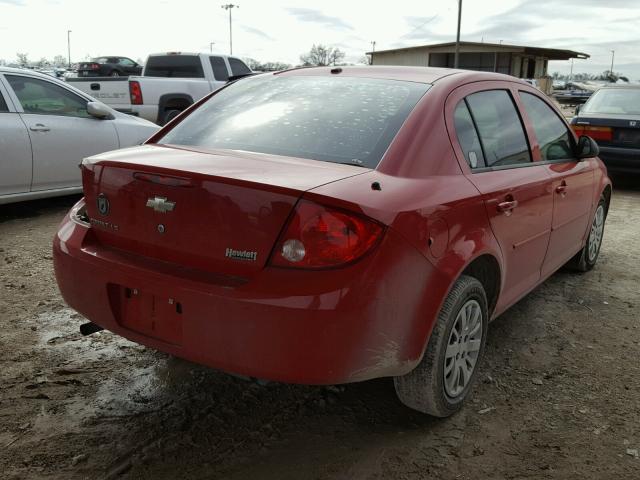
[368,41,589,79]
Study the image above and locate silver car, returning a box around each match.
[0,67,159,204]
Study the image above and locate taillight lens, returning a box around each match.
[90,63,100,70]
[129,80,143,105]
[572,125,613,142]
[270,200,384,269]
[70,198,90,227]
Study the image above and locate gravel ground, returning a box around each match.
[1,175,639,479]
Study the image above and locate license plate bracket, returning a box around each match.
[108,284,183,345]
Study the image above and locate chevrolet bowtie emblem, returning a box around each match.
[146,196,176,213]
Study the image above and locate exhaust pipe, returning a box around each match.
[80,322,104,336]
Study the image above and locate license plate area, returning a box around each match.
[615,128,640,147]
[107,284,183,345]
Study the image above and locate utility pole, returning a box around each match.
[454,0,462,68]
[221,4,238,55]
[370,40,376,65]
[67,30,72,68]
[610,50,615,74]
[210,42,215,53]
[570,58,574,80]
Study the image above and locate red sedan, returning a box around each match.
[54,66,611,417]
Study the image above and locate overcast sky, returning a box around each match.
[1,0,639,78]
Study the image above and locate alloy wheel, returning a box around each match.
[588,205,605,262]
[443,299,483,398]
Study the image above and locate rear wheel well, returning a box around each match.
[461,255,500,316]
[163,98,191,110]
[157,94,194,123]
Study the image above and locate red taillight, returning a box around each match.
[269,200,384,269]
[129,80,143,105]
[572,125,613,142]
[90,63,100,70]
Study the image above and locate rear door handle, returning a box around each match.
[29,123,50,132]
[497,200,518,213]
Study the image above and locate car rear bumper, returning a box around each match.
[598,146,640,173]
[53,208,447,384]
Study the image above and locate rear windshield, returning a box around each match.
[93,57,110,64]
[582,88,640,115]
[144,55,204,78]
[159,75,429,167]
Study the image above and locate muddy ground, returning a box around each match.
[1,176,639,480]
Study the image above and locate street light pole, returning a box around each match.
[454,0,462,68]
[370,40,376,65]
[570,58,574,80]
[610,50,615,74]
[221,4,238,55]
[67,30,72,68]
[210,42,215,53]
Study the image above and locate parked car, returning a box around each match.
[129,52,252,124]
[54,67,611,417]
[571,85,640,173]
[0,67,159,204]
[553,81,594,104]
[77,57,143,77]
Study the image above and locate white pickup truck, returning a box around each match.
[68,52,253,125]
[131,52,254,124]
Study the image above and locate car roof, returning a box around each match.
[274,65,525,85]
[147,52,240,58]
[0,66,107,103]
[596,84,640,90]
[0,66,60,79]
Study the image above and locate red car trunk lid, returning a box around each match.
[81,145,366,278]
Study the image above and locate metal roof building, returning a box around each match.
[367,41,589,79]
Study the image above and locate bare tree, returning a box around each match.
[53,55,67,67]
[243,57,291,72]
[16,52,29,66]
[300,44,345,67]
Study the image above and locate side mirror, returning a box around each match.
[576,135,599,159]
[87,101,113,119]
[574,104,581,115]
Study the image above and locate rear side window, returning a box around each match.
[454,101,485,168]
[159,76,430,168]
[209,56,229,81]
[229,58,251,76]
[465,90,531,168]
[520,92,573,161]
[144,55,204,78]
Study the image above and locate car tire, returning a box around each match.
[162,109,182,125]
[394,275,488,417]
[109,70,120,77]
[567,194,607,272]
